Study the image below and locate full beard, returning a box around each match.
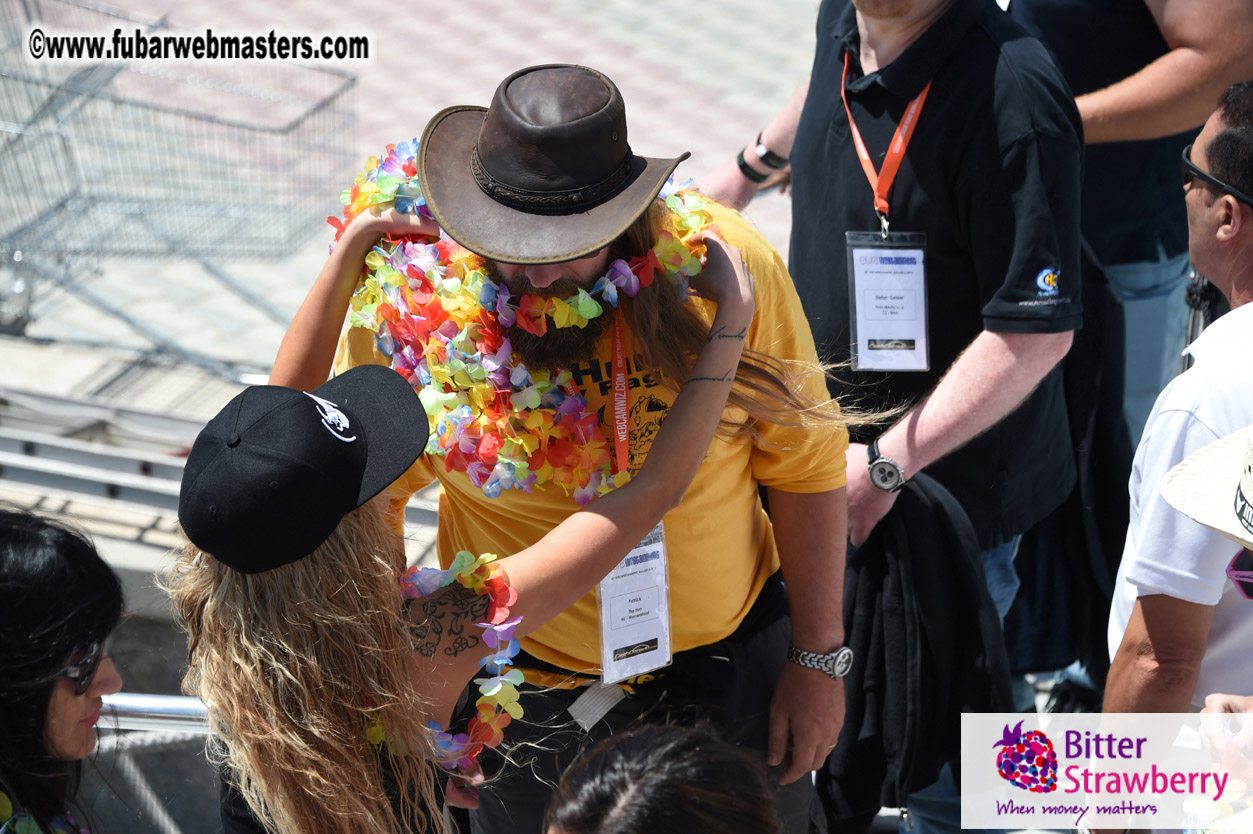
[485,265,615,370]
[507,315,613,370]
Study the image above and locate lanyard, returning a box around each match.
[610,313,629,475]
[563,312,630,476]
[840,49,932,237]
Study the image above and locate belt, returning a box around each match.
[513,571,788,693]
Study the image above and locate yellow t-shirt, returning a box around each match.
[334,202,848,672]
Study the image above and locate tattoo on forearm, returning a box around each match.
[406,586,490,659]
[706,325,748,344]
[689,369,735,383]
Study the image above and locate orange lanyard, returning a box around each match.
[840,49,932,235]
[563,312,630,476]
[610,313,629,475]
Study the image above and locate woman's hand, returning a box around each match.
[689,231,755,318]
[443,763,484,810]
[344,203,441,250]
[271,203,440,390]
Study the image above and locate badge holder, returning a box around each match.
[846,230,929,372]
[596,522,672,685]
[569,523,673,730]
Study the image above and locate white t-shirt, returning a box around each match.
[1108,300,1253,709]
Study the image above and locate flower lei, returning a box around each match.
[0,791,83,834]
[331,140,718,505]
[395,552,521,771]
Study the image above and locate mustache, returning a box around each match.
[484,263,589,299]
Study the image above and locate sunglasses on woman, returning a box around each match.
[61,641,103,696]
[1182,144,1253,207]
[1226,549,1253,601]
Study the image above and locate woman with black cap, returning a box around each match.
[163,233,756,834]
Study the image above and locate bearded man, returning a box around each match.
[273,64,851,834]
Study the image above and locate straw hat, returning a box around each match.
[1161,424,1253,551]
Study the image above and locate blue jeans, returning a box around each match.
[1105,249,1191,446]
[898,537,1020,834]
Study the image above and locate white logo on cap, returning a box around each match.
[304,393,357,442]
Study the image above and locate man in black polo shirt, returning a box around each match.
[702,0,1082,831]
[1010,0,1253,445]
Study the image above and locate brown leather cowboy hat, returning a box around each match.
[417,64,690,265]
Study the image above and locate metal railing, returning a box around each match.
[102,692,210,734]
[97,694,210,834]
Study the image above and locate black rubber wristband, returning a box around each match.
[736,150,768,184]
[753,131,790,169]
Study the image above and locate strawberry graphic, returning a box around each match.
[993,720,1058,793]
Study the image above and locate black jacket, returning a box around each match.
[1007,243,1132,687]
[818,473,1013,826]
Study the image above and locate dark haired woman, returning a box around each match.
[0,508,125,834]
[545,724,782,834]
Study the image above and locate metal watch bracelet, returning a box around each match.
[787,644,854,681]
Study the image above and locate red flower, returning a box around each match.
[477,433,502,465]
[628,249,661,288]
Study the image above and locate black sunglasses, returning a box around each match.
[61,641,103,696]
[1182,144,1253,206]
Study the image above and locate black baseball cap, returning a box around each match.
[177,365,430,574]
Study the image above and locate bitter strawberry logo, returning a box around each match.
[994,720,1058,793]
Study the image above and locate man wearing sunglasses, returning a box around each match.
[1106,81,1253,719]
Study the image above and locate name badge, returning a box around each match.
[846,230,929,372]
[597,522,671,684]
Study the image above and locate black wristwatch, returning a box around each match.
[867,439,906,493]
[788,644,854,681]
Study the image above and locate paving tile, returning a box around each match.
[7,0,827,409]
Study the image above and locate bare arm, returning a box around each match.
[1104,593,1215,712]
[767,486,849,783]
[698,77,810,210]
[849,328,1073,545]
[1079,0,1253,143]
[270,210,439,391]
[418,234,755,696]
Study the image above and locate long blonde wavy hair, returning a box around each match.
[161,502,445,834]
[616,198,882,442]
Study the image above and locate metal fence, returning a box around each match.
[0,0,355,373]
[0,0,355,258]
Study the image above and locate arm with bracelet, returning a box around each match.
[699,78,809,209]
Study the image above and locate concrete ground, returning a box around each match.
[5,0,816,397]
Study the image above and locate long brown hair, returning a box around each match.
[613,198,873,443]
[162,503,444,834]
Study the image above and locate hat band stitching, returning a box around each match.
[471,143,636,213]
[1236,482,1253,536]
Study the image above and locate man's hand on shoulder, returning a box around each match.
[769,660,845,784]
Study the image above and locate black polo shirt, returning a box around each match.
[789,0,1083,547]
[1010,0,1195,266]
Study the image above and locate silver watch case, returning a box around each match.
[868,440,906,493]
